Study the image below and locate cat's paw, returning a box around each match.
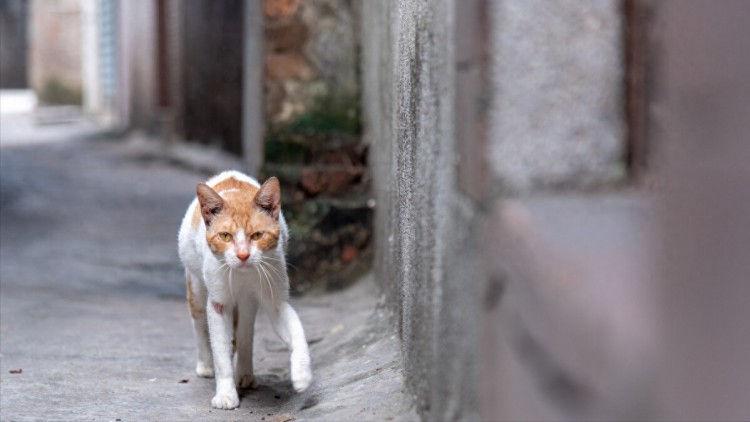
[236,373,257,389]
[211,390,239,410]
[291,352,312,392]
[196,361,214,378]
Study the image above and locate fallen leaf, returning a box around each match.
[9,368,22,374]
[178,379,189,383]
[270,413,296,422]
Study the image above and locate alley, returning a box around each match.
[0,123,415,421]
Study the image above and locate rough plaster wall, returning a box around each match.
[365,1,628,419]
[364,0,479,419]
[361,0,396,309]
[489,0,625,192]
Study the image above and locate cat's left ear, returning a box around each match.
[255,177,281,220]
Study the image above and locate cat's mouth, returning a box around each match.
[236,261,253,270]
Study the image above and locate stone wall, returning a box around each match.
[363,1,482,419]
[263,0,358,125]
[362,0,626,420]
[262,0,369,294]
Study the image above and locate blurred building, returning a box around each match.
[0,0,29,89]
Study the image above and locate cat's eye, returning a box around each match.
[219,232,233,242]
[250,231,264,241]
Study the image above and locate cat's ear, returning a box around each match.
[255,177,281,220]
[196,183,224,226]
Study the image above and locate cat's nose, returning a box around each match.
[237,251,249,261]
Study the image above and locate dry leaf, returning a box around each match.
[270,413,296,422]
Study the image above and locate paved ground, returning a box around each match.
[0,113,416,421]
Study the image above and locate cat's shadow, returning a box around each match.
[237,374,293,404]
[237,373,319,411]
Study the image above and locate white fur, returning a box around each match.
[178,171,312,410]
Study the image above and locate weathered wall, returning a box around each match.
[363,0,481,419]
[29,0,83,105]
[262,0,369,294]
[489,0,625,192]
[182,0,245,154]
[264,0,358,125]
[363,0,626,420]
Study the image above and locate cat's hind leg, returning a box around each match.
[264,301,312,392]
[234,298,259,389]
[186,272,214,378]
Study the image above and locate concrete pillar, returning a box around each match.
[242,0,264,178]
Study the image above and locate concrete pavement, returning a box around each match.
[0,119,416,421]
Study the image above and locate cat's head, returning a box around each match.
[196,177,281,270]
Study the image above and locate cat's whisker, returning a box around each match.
[261,256,298,272]
[253,265,265,305]
[258,262,275,305]
[260,259,283,278]
[228,268,235,303]
[262,262,279,305]
[263,264,286,285]
[218,263,232,280]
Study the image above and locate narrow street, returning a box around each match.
[0,118,415,421]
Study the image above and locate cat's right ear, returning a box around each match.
[196,183,224,226]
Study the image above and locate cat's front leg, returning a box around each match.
[206,297,239,410]
[266,301,312,392]
[186,273,213,378]
[234,299,258,389]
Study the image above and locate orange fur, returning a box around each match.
[186,274,203,318]
[213,177,259,196]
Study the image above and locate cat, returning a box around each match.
[177,170,312,410]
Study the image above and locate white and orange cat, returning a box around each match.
[178,171,312,410]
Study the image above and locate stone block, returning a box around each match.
[489,0,625,192]
[266,52,315,81]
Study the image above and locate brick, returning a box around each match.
[266,52,314,81]
[264,0,301,19]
